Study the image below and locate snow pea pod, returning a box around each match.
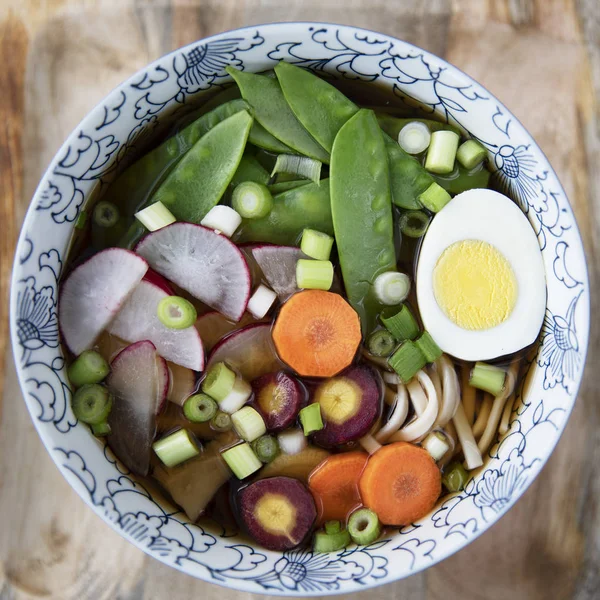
[377,113,460,139]
[268,180,310,194]
[249,121,294,154]
[432,162,490,194]
[226,67,329,163]
[275,61,359,152]
[236,180,333,245]
[198,85,241,114]
[151,110,253,223]
[231,155,270,186]
[331,109,396,334]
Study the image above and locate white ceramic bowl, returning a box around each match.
[10,22,590,595]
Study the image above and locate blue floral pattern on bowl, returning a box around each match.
[10,23,589,595]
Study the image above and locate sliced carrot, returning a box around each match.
[308,451,368,524]
[272,290,361,377]
[359,442,441,526]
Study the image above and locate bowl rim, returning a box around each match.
[10,20,590,595]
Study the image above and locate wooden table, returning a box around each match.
[1,1,598,598]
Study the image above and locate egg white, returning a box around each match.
[416,189,546,361]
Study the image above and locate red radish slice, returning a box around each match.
[208,323,281,381]
[167,362,197,406]
[108,280,204,371]
[143,269,175,294]
[156,355,169,414]
[195,311,258,352]
[106,341,167,475]
[251,245,303,299]
[136,223,251,321]
[59,248,148,355]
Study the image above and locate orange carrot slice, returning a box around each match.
[308,452,368,524]
[272,290,361,377]
[359,442,441,525]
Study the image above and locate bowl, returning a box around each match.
[10,22,590,595]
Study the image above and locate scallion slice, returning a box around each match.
[425,130,460,174]
[219,377,253,414]
[299,403,324,436]
[202,362,236,402]
[442,462,469,492]
[221,442,262,479]
[183,394,218,423]
[374,271,411,305]
[398,121,431,154]
[422,431,450,461]
[456,139,487,169]
[271,154,322,184]
[231,406,267,442]
[211,410,232,432]
[93,201,120,228]
[381,305,419,341]
[469,362,506,396]
[153,429,200,468]
[91,421,112,437]
[67,350,110,388]
[348,508,381,545]
[325,520,342,535]
[251,435,280,464]
[367,329,396,357]
[200,205,242,238]
[157,295,197,329]
[301,229,334,261]
[135,201,176,232]
[296,259,334,290]
[418,181,452,212]
[415,331,443,363]
[232,181,274,219]
[246,284,277,319]
[313,528,351,553]
[277,429,307,455]
[388,340,427,383]
[399,210,430,238]
[72,384,113,424]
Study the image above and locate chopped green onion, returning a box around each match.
[135,201,176,232]
[183,394,218,423]
[231,406,267,442]
[67,350,110,388]
[219,377,253,414]
[388,340,427,383]
[418,181,452,212]
[399,210,430,238]
[367,329,396,357]
[271,154,322,184]
[422,431,450,461]
[202,362,236,402]
[75,210,87,230]
[456,139,487,169]
[200,205,242,238]
[72,384,113,424]
[348,508,381,545]
[277,429,307,455]
[325,520,342,535]
[221,442,263,479]
[91,421,112,437]
[93,201,120,228]
[211,410,232,432]
[157,296,197,329]
[415,331,443,363]
[425,130,460,174]
[443,462,469,492]
[381,305,419,341]
[232,181,274,219]
[251,435,280,464]
[247,284,277,319]
[299,403,324,436]
[301,229,334,261]
[313,528,351,553]
[374,271,411,305]
[153,429,200,468]
[469,362,506,396]
[296,259,334,290]
[398,121,431,154]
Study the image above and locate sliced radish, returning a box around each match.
[136,223,251,321]
[108,279,204,371]
[59,248,148,355]
[106,340,167,475]
[167,362,197,406]
[195,311,258,352]
[143,269,175,295]
[208,323,281,381]
[251,245,303,299]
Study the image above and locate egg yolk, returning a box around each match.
[433,239,518,330]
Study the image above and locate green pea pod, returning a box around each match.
[275,61,359,152]
[249,121,294,154]
[236,180,333,245]
[226,67,330,163]
[432,163,490,194]
[268,180,310,194]
[331,109,396,334]
[377,113,461,139]
[198,85,241,114]
[151,110,253,223]
[231,155,270,187]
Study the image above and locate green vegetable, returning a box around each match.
[325,520,342,535]
[135,201,177,231]
[432,162,491,195]
[268,180,310,194]
[232,181,273,219]
[202,362,236,402]
[153,429,200,468]
[183,394,218,423]
[331,109,396,334]
[226,67,329,162]
[299,403,324,436]
[251,435,281,464]
[230,155,270,187]
[93,201,119,228]
[457,139,487,169]
[367,329,396,357]
[425,130,460,174]
[236,180,333,245]
[419,182,452,213]
[398,121,431,154]
[211,411,233,432]
[399,210,430,238]
[249,120,295,153]
[313,528,351,553]
[275,61,359,152]
[157,296,197,329]
[469,362,506,396]
[72,384,113,425]
[271,154,322,184]
[422,431,450,461]
[198,85,242,114]
[388,340,427,383]
[231,406,267,442]
[91,421,112,437]
[381,305,419,341]
[222,442,263,479]
[415,331,443,363]
[443,462,469,492]
[301,229,334,261]
[348,508,381,545]
[377,113,460,139]
[75,210,87,230]
[67,350,110,388]
[296,259,334,290]
[151,110,253,223]
[374,271,410,305]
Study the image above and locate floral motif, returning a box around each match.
[15,277,58,352]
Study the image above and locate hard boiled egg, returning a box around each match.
[416,189,546,361]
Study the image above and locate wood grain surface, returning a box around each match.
[0,1,598,598]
